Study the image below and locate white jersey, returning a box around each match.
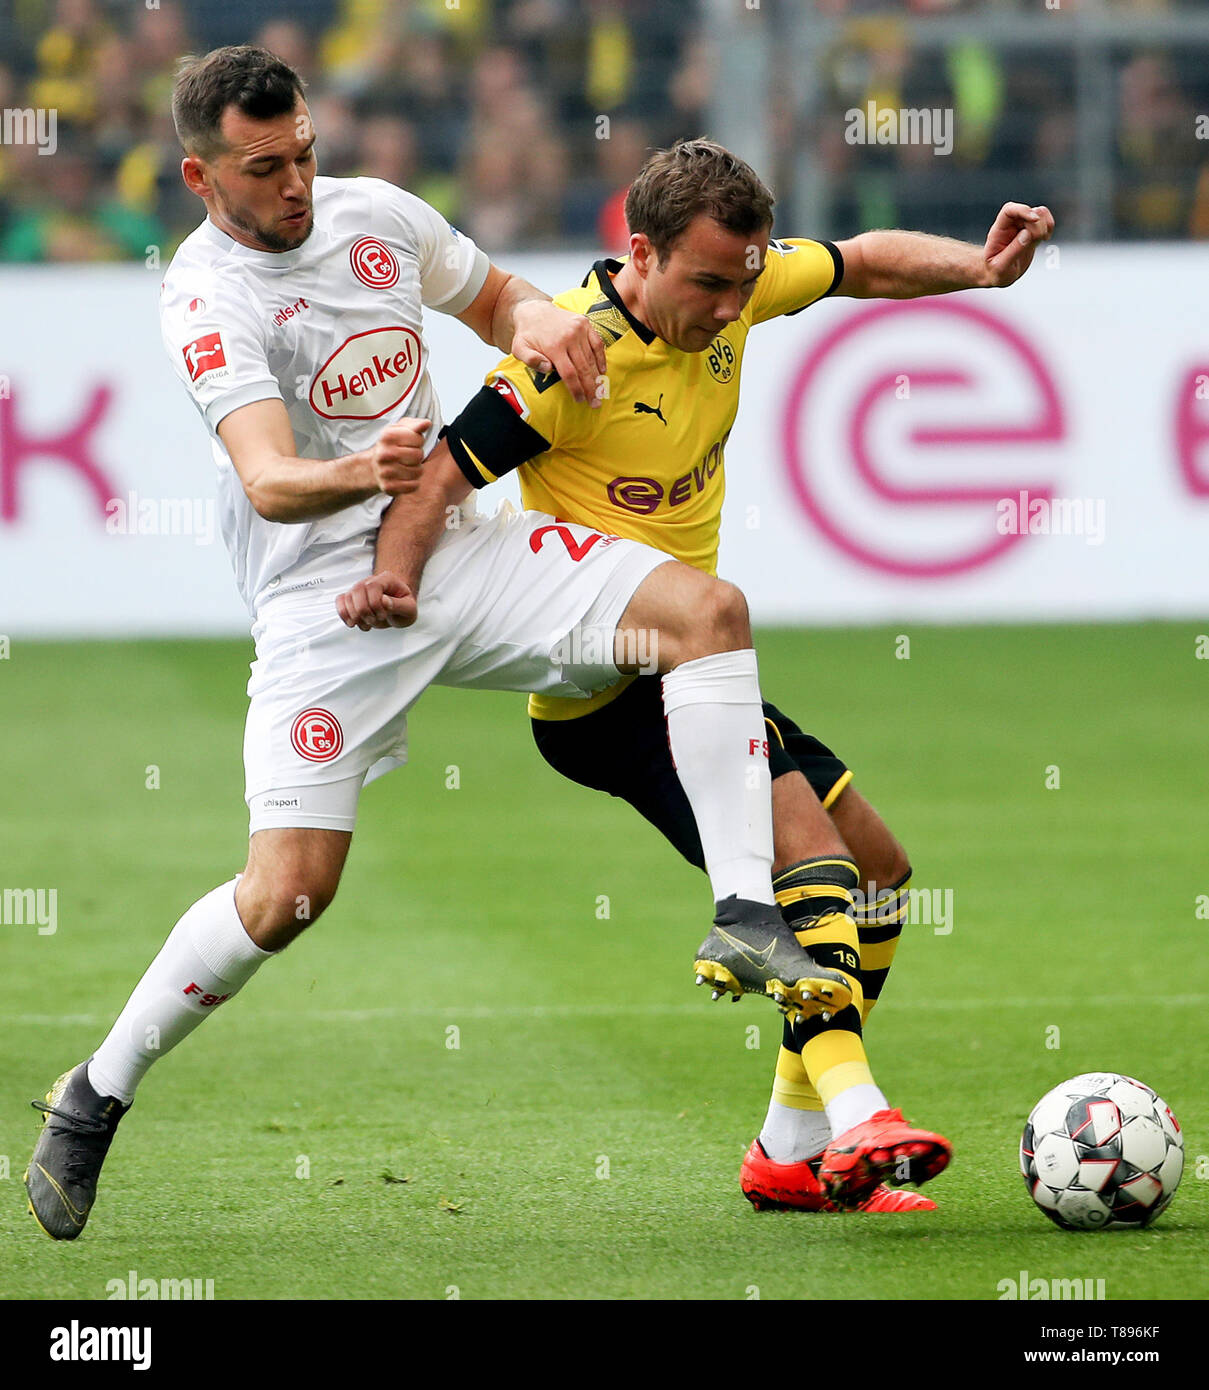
[159,176,489,615]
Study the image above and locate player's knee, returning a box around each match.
[237,863,341,945]
[683,578,750,658]
[889,851,912,888]
[863,850,911,898]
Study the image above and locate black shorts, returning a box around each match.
[531,675,851,872]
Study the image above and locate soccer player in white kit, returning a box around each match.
[24,46,849,1241]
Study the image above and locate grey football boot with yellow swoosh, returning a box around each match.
[25,1061,129,1240]
[694,896,853,1023]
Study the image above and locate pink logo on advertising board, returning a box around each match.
[1,383,118,522]
[1174,365,1209,496]
[780,300,1066,577]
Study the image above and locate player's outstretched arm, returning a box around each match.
[218,398,431,523]
[455,264,606,407]
[833,203,1055,299]
[336,439,472,631]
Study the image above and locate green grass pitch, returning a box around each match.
[1,623,1205,1300]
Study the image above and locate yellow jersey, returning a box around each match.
[440,237,843,719]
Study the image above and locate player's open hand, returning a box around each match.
[370,419,431,495]
[982,203,1054,288]
[510,300,607,407]
[336,571,418,630]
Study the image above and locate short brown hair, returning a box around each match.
[172,45,307,161]
[624,138,775,260]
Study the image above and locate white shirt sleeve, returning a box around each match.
[160,272,283,432]
[368,178,490,315]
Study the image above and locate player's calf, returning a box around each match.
[829,786,911,1021]
[236,826,351,949]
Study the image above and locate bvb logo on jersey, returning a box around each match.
[706,335,736,383]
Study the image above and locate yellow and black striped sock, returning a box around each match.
[770,857,872,1117]
[854,868,911,1025]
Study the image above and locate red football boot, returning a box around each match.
[741,1139,832,1211]
[857,1185,937,1212]
[740,1139,938,1212]
[817,1108,951,1209]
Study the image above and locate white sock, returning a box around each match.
[759,1100,832,1164]
[824,1083,890,1140]
[661,649,774,905]
[88,879,272,1104]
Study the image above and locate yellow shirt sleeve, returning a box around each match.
[749,238,844,325]
[484,354,601,456]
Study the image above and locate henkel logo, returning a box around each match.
[183,332,227,382]
[290,707,343,762]
[780,300,1066,577]
[350,236,400,289]
[309,327,422,420]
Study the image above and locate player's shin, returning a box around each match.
[661,649,775,905]
[771,856,888,1141]
[758,856,862,1159]
[855,869,911,1023]
[87,879,273,1104]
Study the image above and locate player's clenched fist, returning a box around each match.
[982,203,1054,287]
[369,419,431,495]
[336,571,418,630]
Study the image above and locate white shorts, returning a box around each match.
[244,506,669,833]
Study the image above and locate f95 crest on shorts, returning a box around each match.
[290,707,343,762]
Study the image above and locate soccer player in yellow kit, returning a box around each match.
[340,140,1053,1212]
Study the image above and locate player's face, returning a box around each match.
[641,216,769,353]
[190,96,317,253]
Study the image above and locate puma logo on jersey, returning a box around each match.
[633,395,667,425]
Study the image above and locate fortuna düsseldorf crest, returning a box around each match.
[290,707,343,762]
[350,236,399,288]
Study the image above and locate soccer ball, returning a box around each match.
[1020,1072,1183,1230]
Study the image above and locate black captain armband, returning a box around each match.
[441,383,552,488]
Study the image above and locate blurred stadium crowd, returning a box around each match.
[1,0,1207,262]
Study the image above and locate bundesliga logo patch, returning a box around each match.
[290,707,343,763]
[183,331,227,382]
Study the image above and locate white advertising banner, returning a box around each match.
[2,247,1206,637]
